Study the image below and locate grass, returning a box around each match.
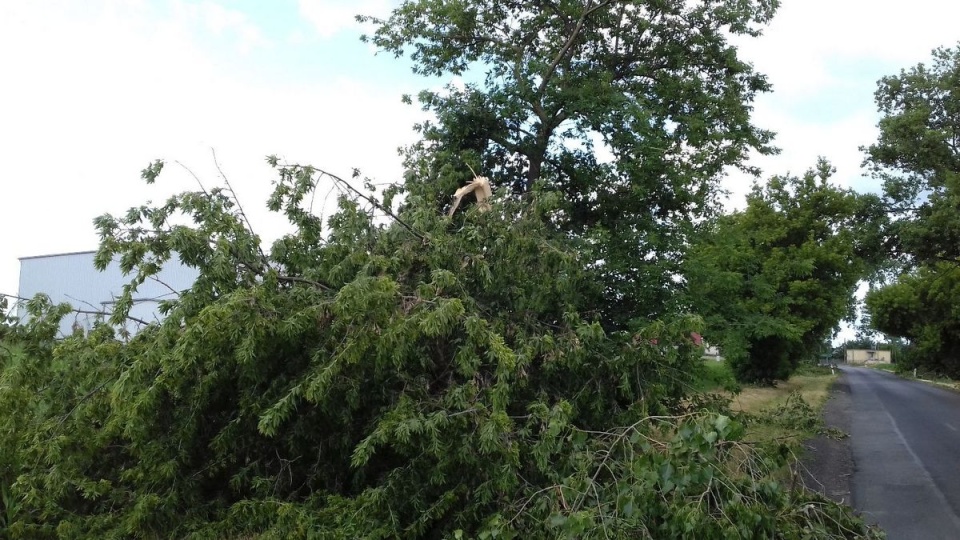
[692,359,838,439]
[692,360,836,414]
[869,363,897,373]
[865,362,960,390]
[731,369,836,415]
[691,362,839,447]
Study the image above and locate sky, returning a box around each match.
[2,0,960,327]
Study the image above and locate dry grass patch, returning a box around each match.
[728,369,839,449]
[731,372,836,414]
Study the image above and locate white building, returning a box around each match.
[17,250,199,337]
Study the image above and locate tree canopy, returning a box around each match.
[687,160,882,383]
[863,44,960,265]
[864,44,960,375]
[363,0,779,326]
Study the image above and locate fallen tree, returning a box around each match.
[0,162,879,538]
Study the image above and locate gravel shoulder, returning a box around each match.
[799,374,856,505]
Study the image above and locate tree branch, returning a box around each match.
[276,275,336,292]
[71,309,152,327]
[148,275,181,297]
[0,293,152,327]
[537,0,613,98]
[56,381,110,429]
[212,148,271,267]
[175,160,211,198]
[297,165,429,243]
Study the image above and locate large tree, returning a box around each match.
[363,0,779,326]
[687,160,882,383]
[864,44,960,374]
[863,44,960,264]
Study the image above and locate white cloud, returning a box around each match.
[297,0,395,39]
[0,1,424,298]
[193,1,271,53]
[721,0,960,209]
[735,0,960,100]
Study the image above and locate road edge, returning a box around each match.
[799,372,856,506]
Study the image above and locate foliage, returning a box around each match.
[687,160,883,384]
[863,44,960,264]
[761,392,823,434]
[0,1,883,536]
[863,44,960,376]
[0,159,881,538]
[866,264,960,377]
[0,297,15,345]
[693,360,741,394]
[362,0,780,327]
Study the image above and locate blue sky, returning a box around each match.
[2,0,960,338]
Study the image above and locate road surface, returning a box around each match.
[841,366,960,539]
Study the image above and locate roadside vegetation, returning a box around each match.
[868,363,897,374]
[696,361,839,445]
[7,1,960,538]
[732,366,837,417]
[867,362,960,391]
[861,45,960,378]
[691,360,740,394]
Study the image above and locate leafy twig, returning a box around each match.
[276,275,335,292]
[291,164,428,243]
[211,148,270,265]
[55,381,109,429]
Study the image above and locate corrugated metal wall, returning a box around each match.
[17,251,200,337]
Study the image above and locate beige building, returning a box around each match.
[845,349,892,365]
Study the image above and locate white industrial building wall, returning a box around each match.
[17,251,200,337]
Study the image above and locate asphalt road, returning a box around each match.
[841,366,960,539]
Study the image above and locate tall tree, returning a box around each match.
[362,0,780,326]
[864,44,960,264]
[687,160,882,383]
[864,44,960,374]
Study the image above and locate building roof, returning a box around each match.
[18,250,97,261]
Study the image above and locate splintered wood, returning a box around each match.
[448,176,493,216]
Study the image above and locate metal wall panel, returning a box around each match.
[17,251,200,337]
